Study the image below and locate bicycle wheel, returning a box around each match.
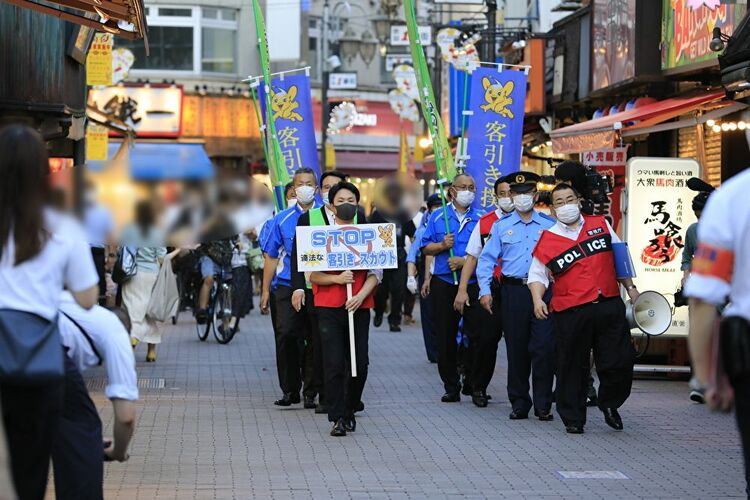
[195,285,214,342]
[212,282,235,344]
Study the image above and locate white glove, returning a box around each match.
[406,275,418,295]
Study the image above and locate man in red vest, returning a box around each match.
[528,183,640,434]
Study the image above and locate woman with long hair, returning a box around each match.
[0,124,99,500]
[121,200,167,362]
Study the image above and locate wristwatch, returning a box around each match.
[625,284,637,291]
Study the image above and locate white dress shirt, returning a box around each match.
[527,215,621,288]
[465,209,506,258]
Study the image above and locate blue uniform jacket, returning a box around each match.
[420,203,483,284]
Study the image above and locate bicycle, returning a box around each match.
[195,266,236,344]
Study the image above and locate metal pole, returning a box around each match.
[320,0,330,170]
[485,0,497,62]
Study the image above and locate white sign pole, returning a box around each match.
[346,282,357,377]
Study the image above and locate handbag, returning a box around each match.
[0,309,64,385]
[112,246,138,285]
[147,253,180,322]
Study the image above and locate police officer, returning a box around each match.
[528,183,639,434]
[684,169,750,494]
[453,178,514,407]
[421,174,484,402]
[476,172,556,420]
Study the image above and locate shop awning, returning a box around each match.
[550,91,726,154]
[89,142,214,180]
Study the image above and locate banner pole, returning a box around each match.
[346,282,357,377]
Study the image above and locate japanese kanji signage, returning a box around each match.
[86,33,113,86]
[625,157,700,337]
[258,73,321,181]
[295,223,398,272]
[464,66,528,212]
[88,85,183,137]
[85,124,109,161]
[582,147,629,233]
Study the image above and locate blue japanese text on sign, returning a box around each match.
[296,223,398,272]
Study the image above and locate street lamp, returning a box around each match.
[371,13,391,44]
[359,30,378,66]
[380,0,402,19]
[338,27,362,63]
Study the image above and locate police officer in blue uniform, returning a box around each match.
[476,172,557,420]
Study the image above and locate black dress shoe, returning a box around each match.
[471,391,488,408]
[509,409,529,420]
[461,384,473,396]
[535,410,554,421]
[330,419,347,437]
[586,394,598,407]
[389,324,401,332]
[303,395,316,409]
[289,393,301,404]
[373,313,383,327]
[315,404,327,414]
[343,415,356,432]
[602,408,623,430]
[354,401,364,413]
[441,392,460,402]
[565,424,584,434]
[274,393,301,406]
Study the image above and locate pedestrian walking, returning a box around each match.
[684,168,750,496]
[475,173,556,419]
[82,180,114,306]
[229,233,253,333]
[528,183,638,434]
[308,182,380,436]
[121,201,167,362]
[0,124,99,500]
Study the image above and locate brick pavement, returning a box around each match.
[84,307,746,499]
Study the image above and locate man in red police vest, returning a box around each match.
[528,183,640,434]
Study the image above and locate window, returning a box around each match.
[116,6,238,75]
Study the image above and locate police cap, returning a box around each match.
[505,171,541,193]
[426,193,443,209]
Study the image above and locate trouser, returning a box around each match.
[552,297,635,426]
[91,247,106,306]
[374,263,407,326]
[1,375,64,500]
[732,374,750,497]
[52,355,104,500]
[403,291,416,318]
[270,290,278,333]
[418,274,438,362]
[274,285,308,396]
[318,307,369,422]
[501,283,556,414]
[431,277,463,394]
[462,282,502,393]
[302,289,324,401]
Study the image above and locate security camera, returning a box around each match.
[327,55,342,70]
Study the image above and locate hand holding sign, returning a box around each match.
[337,270,355,285]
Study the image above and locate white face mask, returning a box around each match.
[320,190,330,205]
[295,185,315,205]
[454,190,475,208]
[555,203,581,224]
[497,197,514,213]
[287,198,298,208]
[512,193,535,213]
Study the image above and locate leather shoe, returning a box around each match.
[373,313,383,327]
[274,393,300,407]
[602,408,623,430]
[565,424,584,434]
[471,391,488,408]
[303,395,316,409]
[461,384,473,396]
[354,401,364,413]
[389,324,401,332]
[330,419,347,437]
[535,410,554,421]
[343,416,356,432]
[441,392,460,403]
[509,409,528,420]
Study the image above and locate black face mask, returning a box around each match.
[335,202,357,221]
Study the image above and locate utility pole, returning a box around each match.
[320,0,330,170]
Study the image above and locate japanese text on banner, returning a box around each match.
[296,223,398,272]
[464,67,528,212]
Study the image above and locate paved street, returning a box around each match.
[85,307,746,499]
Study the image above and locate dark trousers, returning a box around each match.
[462,282,502,393]
[270,290,278,332]
[318,307,369,422]
[732,374,750,497]
[274,285,308,396]
[552,297,635,426]
[1,376,64,500]
[374,263,407,327]
[52,355,104,500]
[403,291,416,318]
[302,289,324,401]
[432,277,462,394]
[500,283,556,414]
[91,247,106,306]
[418,274,438,362]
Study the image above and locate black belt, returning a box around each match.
[501,275,527,286]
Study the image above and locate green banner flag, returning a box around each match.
[251,0,289,211]
[403,0,456,183]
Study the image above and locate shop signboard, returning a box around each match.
[624,157,700,337]
[329,72,357,90]
[88,85,184,137]
[385,54,412,72]
[86,124,109,161]
[582,147,629,234]
[86,33,113,86]
[591,0,636,91]
[390,25,431,46]
[661,0,747,71]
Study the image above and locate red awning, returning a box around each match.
[550,91,726,154]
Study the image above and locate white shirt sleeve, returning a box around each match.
[605,220,622,243]
[465,224,483,258]
[368,269,384,283]
[527,256,551,288]
[64,235,100,293]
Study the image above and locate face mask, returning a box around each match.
[295,185,315,205]
[335,202,357,221]
[287,198,297,208]
[454,190,475,208]
[321,190,330,205]
[498,197,514,213]
[555,203,581,224]
[513,193,535,213]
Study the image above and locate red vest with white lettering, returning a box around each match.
[532,216,619,312]
[313,270,376,309]
[479,210,502,279]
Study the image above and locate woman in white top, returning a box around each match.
[0,124,99,500]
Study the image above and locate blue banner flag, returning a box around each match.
[464,66,527,212]
[259,72,321,181]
